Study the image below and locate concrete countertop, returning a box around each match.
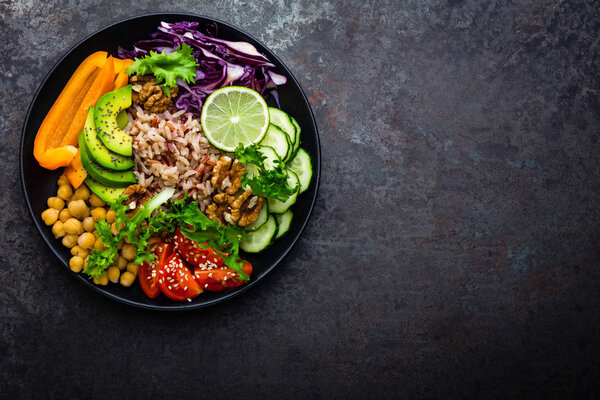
[1,1,599,398]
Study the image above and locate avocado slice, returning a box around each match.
[78,132,137,188]
[83,106,135,171]
[95,85,133,156]
[116,110,129,130]
[85,177,126,203]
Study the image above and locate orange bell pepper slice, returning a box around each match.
[113,72,130,90]
[113,58,133,90]
[64,150,87,189]
[34,51,109,170]
[113,57,133,74]
[61,56,115,148]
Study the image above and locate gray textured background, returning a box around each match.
[2,0,600,398]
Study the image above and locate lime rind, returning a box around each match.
[200,86,269,152]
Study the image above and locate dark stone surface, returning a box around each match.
[1,0,600,398]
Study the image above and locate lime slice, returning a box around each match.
[200,86,269,152]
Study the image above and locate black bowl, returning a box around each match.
[20,13,320,310]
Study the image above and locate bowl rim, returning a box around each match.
[19,12,321,311]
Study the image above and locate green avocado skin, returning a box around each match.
[83,106,134,171]
[94,85,133,156]
[78,132,137,188]
[85,177,125,203]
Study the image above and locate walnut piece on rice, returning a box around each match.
[130,74,178,113]
[122,184,152,216]
[208,189,264,227]
[210,156,245,195]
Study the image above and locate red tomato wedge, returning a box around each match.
[172,227,224,268]
[194,261,253,292]
[138,243,174,299]
[158,252,203,302]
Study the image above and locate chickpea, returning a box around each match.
[148,236,161,245]
[121,244,136,260]
[126,263,139,276]
[47,197,65,211]
[119,271,135,287]
[70,245,81,256]
[78,232,96,249]
[69,256,84,273]
[83,256,89,271]
[71,185,90,201]
[91,207,106,221]
[71,246,89,258]
[110,222,121,236]
[93,273,109,286]
[52,221,65,238]
[94,237,105,251]
[41,208,59,226]
[75,247,89,259]
[57,185,73,201]
[99,273,109,286]
[117,256,127,270]
[61,234,78,249]
[107,266,120,283]
[82,217,95,232]
[57,174,69,186]
[63,218,83,235]
[58,208,71,223]
[68,200,88,220]
[89,194,106,208]
[105,209,116,224]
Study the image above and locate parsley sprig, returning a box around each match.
[234,144,298,202]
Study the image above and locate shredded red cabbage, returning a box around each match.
[118,21,287,115]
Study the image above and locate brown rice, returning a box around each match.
[127,105,221,211]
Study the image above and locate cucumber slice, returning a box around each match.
[290,117,301,158]
[245,201,269,232]
[240,215,278,253]
[260,125,290,161]
[267,169,300,213]
[286,148,313,194]
[274,210,293,239]
[268,108,296,162]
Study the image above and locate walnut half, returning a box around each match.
[207,189,264,227]
[233,190,264,227]
[130,74,178,113]
[210,156,245,195]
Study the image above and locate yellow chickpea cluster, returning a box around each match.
[41,174,139,288]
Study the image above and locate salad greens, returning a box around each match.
[235,144,297,202]
[158,197,249,281]
[125,43,197,96]
[84,188,249,281]
[85,188,175,278]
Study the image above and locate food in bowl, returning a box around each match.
[35,20,313,302]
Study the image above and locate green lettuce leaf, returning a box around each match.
[125,44,197,96]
